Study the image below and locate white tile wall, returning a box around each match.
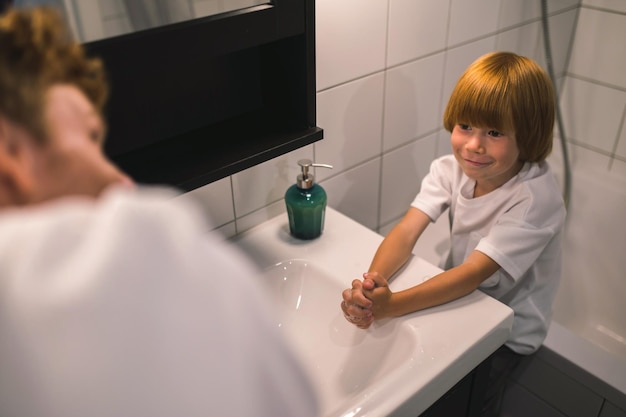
[386,0,449,66]
[616,114,626,160]
[441,37,496,106]
[231,145,313,219]
[447,0,500,46]
[321,158,381,230]
[74,0,265,41]
[383,53,446,151]
[568,8,626,89]
[178,176,234,228]
[498,0,542,29]
[147,0,626,288]
[315,73,385,182]
[315,0,388,90]
[560,77,626,154]
[583,0,626,13]
[380,132,438,225]
[186,0,595,239]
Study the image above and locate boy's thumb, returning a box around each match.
[363,272,387,289]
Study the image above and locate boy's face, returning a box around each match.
[0,84,132,207]
[450,123,523,197]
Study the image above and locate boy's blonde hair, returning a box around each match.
[443,51,555,162]
[0,7,108,142]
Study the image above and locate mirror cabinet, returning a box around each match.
[79,0,322,190]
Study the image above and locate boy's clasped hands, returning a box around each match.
[341,272,392,329]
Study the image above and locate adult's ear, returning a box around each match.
[0,115,36,206]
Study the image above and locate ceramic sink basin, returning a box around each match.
[264,260,419,415]
[230,207,513,417]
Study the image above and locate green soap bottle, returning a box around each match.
[285,159,333,240]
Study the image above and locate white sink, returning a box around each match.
[264,260,419,416]
[230,207,513,417]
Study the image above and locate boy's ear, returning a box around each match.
[0,115,35,206]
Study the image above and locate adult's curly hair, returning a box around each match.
[0,6,108,142]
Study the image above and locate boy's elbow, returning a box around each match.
[464,250,501,288]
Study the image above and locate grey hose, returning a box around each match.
[541,0,572,209]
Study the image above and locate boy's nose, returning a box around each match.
[465,134,485,153]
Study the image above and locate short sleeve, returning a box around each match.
[411,155,457,222]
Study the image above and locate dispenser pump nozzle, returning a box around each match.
[297,159,333,189]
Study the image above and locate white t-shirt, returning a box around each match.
[0,187,318,417]
[412,155,566,354]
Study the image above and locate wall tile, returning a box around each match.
[386,0,449,67]
[315,73,385,182]
[235,200,285,234]
[568,8,626,89]
[560,77,626,154]
[192,0,222,16]
[98,0,124,16]
[176,176,234,230]
[192,0,266,15]
[231,145,313,218]
[436,128,453,157]
[72,1,106,41]
[496,10,577,81]
[612,158,626,177]
[448,0,500,46]
[498,0,579,29]
[552,142,612,177]
[102,16,131,38]
[545,9,580,78]
[316,0,388,90]
[498,0,541,29]
[383,53,446,151]
[583,0,626,13]
[380,132,438,225]
[552,0,582,12]
[495,21,543,64]
[321,158,381,230]
[614,107,626,160]
[441,37,496,113]
[211,222,237,240]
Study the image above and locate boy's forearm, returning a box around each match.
[389,268,477,316]
[388,250,501,317]
[368,208,430,280]
[368,228,414,281]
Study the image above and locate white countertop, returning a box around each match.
[230,207,513,417]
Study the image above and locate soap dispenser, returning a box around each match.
[285,159,333,239]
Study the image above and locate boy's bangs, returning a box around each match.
[451,80,513,134]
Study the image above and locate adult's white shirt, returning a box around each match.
[0,186,318,417]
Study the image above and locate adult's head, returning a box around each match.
[0,6,131,207]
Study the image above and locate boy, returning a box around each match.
[342,51,566,416]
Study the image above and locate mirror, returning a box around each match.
[6,0,322,190]
[11,0,270,42]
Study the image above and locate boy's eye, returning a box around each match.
[458,124,471,130]
[488,130,504,138]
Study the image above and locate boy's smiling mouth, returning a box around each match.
[463,158,491,168]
